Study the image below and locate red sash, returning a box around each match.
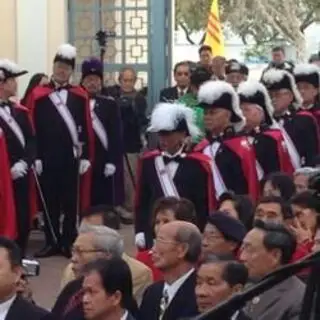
[263,129,294,175]
[224,137,259,201]
[196,138,259,201]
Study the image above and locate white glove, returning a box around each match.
[79,160,91,175]
[104,163,116,177]
[11,160,28,180]
[135,232,146,249]
[34,160,43,176]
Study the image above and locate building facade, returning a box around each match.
[0,0,172,106]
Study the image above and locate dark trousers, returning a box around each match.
[41,161,78,249]
[90,163,115,206]
[13,177,30,255]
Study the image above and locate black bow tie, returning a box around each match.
[56,85,71,91]
[0,102,11,111]
[163,155,183,165]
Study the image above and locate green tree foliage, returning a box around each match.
[176,0,320,58]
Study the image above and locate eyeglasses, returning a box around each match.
[71,247,104,255]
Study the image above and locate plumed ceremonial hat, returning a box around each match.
[147,102,200,139]
[81,57,103,80]
[207,211,247,243]
[0,59,27,82]
[197,80,246,131]
[238,80,274,125]
[53,43,77,69]
[294,63,320,88]
[261,68,303,107]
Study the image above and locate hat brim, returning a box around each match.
[13,70,28,78]
[200,103,243,123]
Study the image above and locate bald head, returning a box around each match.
[161,221,202,263]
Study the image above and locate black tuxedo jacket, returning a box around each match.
[52,277,139,320]
[32,84,90,168]
[135,152,211,247]
[5,296,52,320]
[139,271,198,320]
[0,103,35,166]
[159,86,190,102]
[92,94,122,169]
[277,109,320,166]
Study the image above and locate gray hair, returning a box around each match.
[175,225,202,263]
[78,223,124,258]
[294,167,318,178]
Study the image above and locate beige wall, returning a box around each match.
[47,0,68,75]
[0,0,17,60]
[0,0,68,95]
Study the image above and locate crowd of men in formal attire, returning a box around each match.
[0,42,320,319]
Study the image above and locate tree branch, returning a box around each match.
[178,22,196,45]
[300,11,315,32]
[199,32,206,45]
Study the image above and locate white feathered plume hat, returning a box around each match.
[238,80,274,125]
[197,80,246,131]
[147,102,200,139]
[0,59,28,82]
[294,63,320,88]
[53,43,77,69]
[261,68,303,108]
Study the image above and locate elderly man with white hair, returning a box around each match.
[52,223,141,320]
[294,167,319,194]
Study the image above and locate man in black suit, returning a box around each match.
[195,259,251,320]
[159,61,191,102]
[82,258,136,320]
[29,44,92,258]
[104,67,148,224]
[0,236,52,320]
[0,59,36,255]
[80,57,123,208]
[134,102,214,249]
[140,221,201,320]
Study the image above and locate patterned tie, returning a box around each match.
[159,288,169,320]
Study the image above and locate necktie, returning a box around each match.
[159,288,169,320]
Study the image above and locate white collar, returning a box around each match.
[162,145,185,159]
[89,98,96,112]
[120,310,128,320]
[177,87,188,94]
[231,311,240,320]
[163,268,194,305]
[0,294,16,316]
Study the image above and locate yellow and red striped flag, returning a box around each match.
[204,0,225,56]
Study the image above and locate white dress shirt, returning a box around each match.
[0,295,16,320]
[163,268,194,306]
[120,310,128,320]
[162,147,185,179]
[177,87,188,98]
